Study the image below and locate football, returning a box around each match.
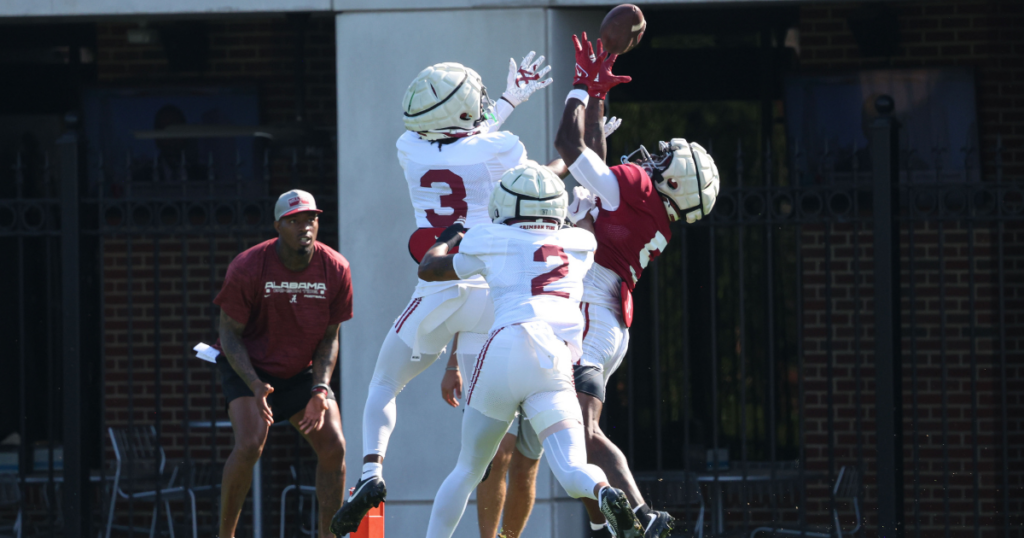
[599,4,646,55]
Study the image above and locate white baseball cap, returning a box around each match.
[274,189,322,221]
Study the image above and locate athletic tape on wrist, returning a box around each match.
[566,89,590,108]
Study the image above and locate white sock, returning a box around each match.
[361,462,382,481]
[590,521,606,531]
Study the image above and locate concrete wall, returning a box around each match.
[336,7,602,537]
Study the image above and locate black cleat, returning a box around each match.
[599,487,644,538]
[643,510,676,538]
[589,524,613,538]
[329,476,386,537]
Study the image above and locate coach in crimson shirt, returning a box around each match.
[213,189,352,538]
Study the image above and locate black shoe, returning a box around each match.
[599,487,644,538]
[329,476,386,537]
[643,510,676,538]
[589,524,613,538]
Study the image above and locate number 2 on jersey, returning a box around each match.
[531,245,570,298]
[420,170,468,227]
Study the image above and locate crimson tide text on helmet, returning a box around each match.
[489,161,568,224]
[402,62,493,141]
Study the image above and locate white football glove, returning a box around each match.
[603,116,622,138]
[568,186,600,224]
[502,51,553,107]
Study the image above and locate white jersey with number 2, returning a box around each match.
[453,223,596,361]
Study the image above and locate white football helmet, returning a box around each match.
[649,139,720,223]
[402,62,492,140]
[489,161,568,224]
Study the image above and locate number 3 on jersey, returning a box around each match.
[532,245,570,298]
[420,170,468,227]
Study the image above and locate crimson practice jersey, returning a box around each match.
[594,163,673,291]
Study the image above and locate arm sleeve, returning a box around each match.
[478,100,515,134]
[329,263,354,325]
[213,260,254,325]
[568,148,620,211]
[453,253,487,279]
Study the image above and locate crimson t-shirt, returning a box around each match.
[594,163,673,291]
[214,238,353,379]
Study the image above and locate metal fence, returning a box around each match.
[607,99,1022,537]
[1,120,338,538]
[2,99,1021,538]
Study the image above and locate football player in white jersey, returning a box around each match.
[330,56,556,536]
[417,162,646,538]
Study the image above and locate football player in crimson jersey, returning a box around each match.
[552,33,720,538]
[418,162,645,538]
[331,55,560,537]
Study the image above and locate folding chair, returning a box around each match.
[105,426,206,538]
[0,474,21,538]
[750,466,862,538]
[279,464,317,538]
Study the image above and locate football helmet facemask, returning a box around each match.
[489,161,568,224]
[402,62,494,141]
[627,139,720,223]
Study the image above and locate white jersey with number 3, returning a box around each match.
[453,223,596,360]
[397,131,527,229]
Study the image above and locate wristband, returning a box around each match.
[435,223,466,251]
[566,89,590,108]
[311,383,335,400]
[445,367,460,371]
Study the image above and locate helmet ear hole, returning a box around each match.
[460,113,471,121]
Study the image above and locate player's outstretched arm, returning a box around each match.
[583,96,606,161]
[554,88,587,166]
[417,224,465,282]
[546,158,569,179]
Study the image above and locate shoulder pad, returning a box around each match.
[458,224,506,257]
[462,131,521,153]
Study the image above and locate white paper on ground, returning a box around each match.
[193,342,220,363]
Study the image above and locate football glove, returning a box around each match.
[603,116,622,138]
[502,51,553,107]
[567,186,599,224]
[572,33,631,100]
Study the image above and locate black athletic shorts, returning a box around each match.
[573,364,606,403]
[217,356,314,423]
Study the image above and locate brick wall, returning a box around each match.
[796,2,1023,536]
[95,15,338,536]
[798,0,1023,179]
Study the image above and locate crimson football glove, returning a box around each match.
[572,32,631,100]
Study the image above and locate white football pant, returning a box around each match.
[577,301,630,384]
[424,407,606,538]
[362,285,493,459]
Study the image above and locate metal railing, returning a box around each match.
[608,100,1020,537]
[2,122,337,537]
